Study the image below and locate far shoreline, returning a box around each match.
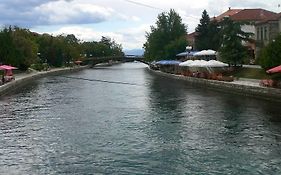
[147,67,281,103]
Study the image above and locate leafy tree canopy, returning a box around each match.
[195,10,221,51]
[143,9,187,61]
[219,17,253,66]
[258,34,281,69]
[0,26,124,70]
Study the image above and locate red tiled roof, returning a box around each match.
[213,9,242,21]
[256,12,281,25]
[230,9,277,22]
[187,32,197,38]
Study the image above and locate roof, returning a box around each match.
[256,12,281,25]
[213,8,242,21]
[230,9,277,22]
[187,32,197,37]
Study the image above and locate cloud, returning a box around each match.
[34,1,115,25]
[47,24,150,50]
[0,0,126,26]
[2,0,279,49]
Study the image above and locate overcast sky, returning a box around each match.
[0,0,280,50]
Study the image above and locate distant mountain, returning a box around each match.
[124,49,144,56]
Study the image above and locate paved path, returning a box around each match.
[0,66,88,96]
[230,78,261,87]
[242,65,262,69]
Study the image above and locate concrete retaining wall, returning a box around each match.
[0,66,87,97]
[148,68,281,102]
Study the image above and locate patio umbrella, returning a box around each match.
[0,65,17,70]
[266,65,281,74]
[206,60,228,73]
[74,60,82,65]
[193,49,216,56]
[179,60,194,67]
[188,60,208,72]
[155,60,181,65]
[206,60,228,67]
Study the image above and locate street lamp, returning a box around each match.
[186,46,192,60]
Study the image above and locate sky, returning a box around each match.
[0,0,280,51]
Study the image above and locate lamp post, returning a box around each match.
[186,46,192,60]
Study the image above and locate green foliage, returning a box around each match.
[0,26,124,70]
[195,10,221,51]
[258,34,281,69]
[81,36,124,58]
[143,9,187,61]
[219,18,253,66]
[30,63,44,71]
[232,67,270,79]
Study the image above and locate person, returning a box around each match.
[1,74,4,85]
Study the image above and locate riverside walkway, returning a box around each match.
[230,78,261,87]
[148,68,281,102]
[0,66,88,96]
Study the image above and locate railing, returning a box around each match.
[84,55,148,66]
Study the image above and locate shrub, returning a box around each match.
[258,34,281,69]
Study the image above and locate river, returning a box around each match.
[0,63,281,174]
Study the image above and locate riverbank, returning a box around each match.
[147,68,281,102]
[0,66,88,97]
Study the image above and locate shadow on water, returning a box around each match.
[146,71,281,174]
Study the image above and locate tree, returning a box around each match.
[81,37,124,58]
[258,34,281,69]
[219,17,253,66]
[195,10,210,50]
[195,10,221,51]
[12,27,38,69]
[143,9,187,61]
[0,26,38,70]
[0,27,17,65]
[207,20,221,50]
[0,26,124,69]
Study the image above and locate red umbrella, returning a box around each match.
[266,65,281,74]
[74,60,82,64]
[0,65,17,70]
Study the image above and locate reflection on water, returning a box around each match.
[0,63,281,174]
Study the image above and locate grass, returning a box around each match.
[231,67,271,79]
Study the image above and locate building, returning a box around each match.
[213,8,277,61]
[255,13,281,55]
[186,32,197,49]
[212,8,242,21]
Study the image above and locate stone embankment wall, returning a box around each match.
[0,66,87,97]
[148,68,281,102]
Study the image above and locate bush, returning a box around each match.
[30,63,44,71]
[258,34,281,69]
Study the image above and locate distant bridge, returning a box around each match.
[84,55,149,67]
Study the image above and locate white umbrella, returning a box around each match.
[179,60,194,67]
[194,49,216,56]
[188,60,208,67]
[206,60,228,67]
[205,60,228,73]
[188,60,209,72]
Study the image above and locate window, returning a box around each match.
[257,27,260,40]
[261,27,263,40]
[264,27,267,40]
